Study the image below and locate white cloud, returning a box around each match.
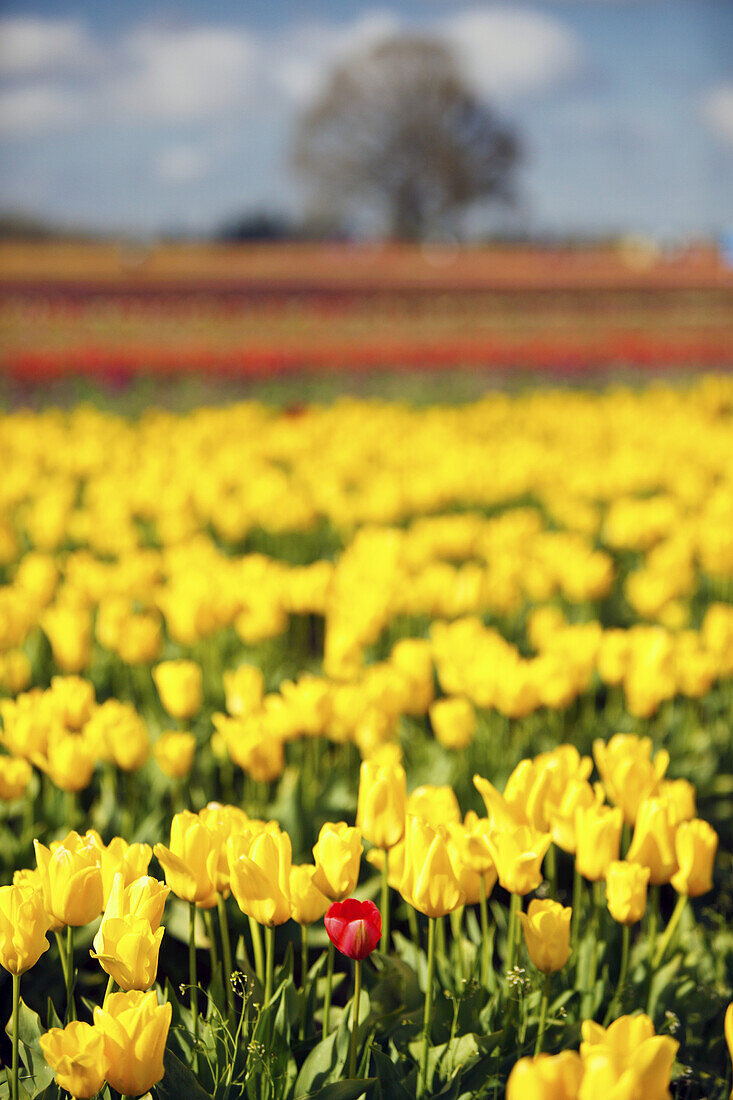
[441,8,583,101]
[0,16,98,77]
[0,85,82,133]
[112,26,258,121]
[271,11,401,102]
[154,144,210,182]
[701,84,733,146]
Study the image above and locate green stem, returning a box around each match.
[647,885,660,961]
[11,973,19,1100]
[54,930,70,1015]
[418,917,437,1099]
[348,958,363,1079]
[249,915,265,984]
[534,973,551,1056]
[653,894,686,969]
[64,925,75,1021]
[300,924,309,1041]
[323,940,335,1035]
[406,902,420,945]
[506,893,521,976]
[104,974,116,1001]
[217,895,235,1019]
[582,881,604,1018]
[264,925,274,1007]
[189,903,199,1073]
[204,909,219,975]
[545,844,557,898]
[571,866,583,950]
[380,851,390,953]
[479,878,490,988]
[618,923,630,995]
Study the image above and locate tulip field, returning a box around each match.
[0,375,732,1099]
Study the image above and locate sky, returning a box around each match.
[0,0,732,238]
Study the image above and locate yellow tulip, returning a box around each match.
[605,861,650,925]
[198,802,250,896]
[0,882,50,975]
[94,989,171,1097]
[289,864,330,925]
[39,1021,107,1100]
[658,778,696,826]
[228,828,292,926]
[366,838,405,890]
[47,675,96,731]
[519,898,572,974]
[99,838,153,907]
[154,730,196,779]
[670,819,717,897]
[575,803,623,882]
[627,798,677,886]
[400,815,465,918]
[580,1015,678,1100]
[91,897,164,991]
[593,734,668,825]
[99,871,169,930]
[153,810,218,907]
[41,733,96,793]
[153,659,202,719]
[486,825,552,895]
[356,757,406,850]
[429,696,476,750]
[312,822,363,901]
[0,756,33,802]
[34,831,103,927]
[507,1051,584,1100]
[550,779,601,854]
[406,785,462,828]
[223,663,265,716]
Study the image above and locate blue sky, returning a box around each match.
[0,0,732,238]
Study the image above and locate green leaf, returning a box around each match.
[294,1020,350,1099]
[156,1049,212,1100]
[302,1080,374,1100]
[366,1046,412,1100]
[4,999,54,1098]
[647,955,682,1021]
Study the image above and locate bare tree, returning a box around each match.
[292,35,520,240]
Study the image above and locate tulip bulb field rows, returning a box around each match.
[0,376,732,1099]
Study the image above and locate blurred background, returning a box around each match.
[0,0,732,403]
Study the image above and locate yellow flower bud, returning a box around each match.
[627,798,677,885]
[446,825,497,906]
[34,831,103,927]
[580,1015,678,1100]
[658,778,696,826]
[507,1051,584,1100]
[153,659,202,719]
[605,861,650,925]
[154,811,218,907]
[429,696,476,750]
[0,756,33,802]
[94,989,171,1097]
[312,822,363,901]
[670,819,717,897]
[400,815,465,918]
[99,838,153,907]
[519,898,572,974]
[0,882,50,975]
[357,757,406,850]
[406,785,461,828]
[223,663,264,716]
[39,1021,107,1100]
[91,902,165,991]
[289,864,330,925]
[550,779,601,854]
[593,734,668,826]
[47,676,96,731]
[42,733,96,793]
[575,803,623,882]
[486,825,552,896]
[154,730,196,779]
[228,828,292,926]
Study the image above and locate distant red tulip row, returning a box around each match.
[4,334,732,382]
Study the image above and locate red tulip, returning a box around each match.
[324,899,381,960]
